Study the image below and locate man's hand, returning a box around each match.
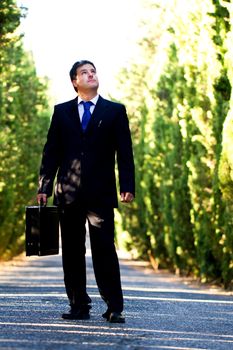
[120,192,134,203]
[37,193,47,206]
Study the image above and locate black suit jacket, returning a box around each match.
[38,96,135,207]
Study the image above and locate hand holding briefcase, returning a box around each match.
[25,204,59,256]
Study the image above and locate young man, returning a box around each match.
[37,60,135,323]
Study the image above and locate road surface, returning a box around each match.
[0,248,233,349]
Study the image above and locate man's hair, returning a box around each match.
[69,60,96,81]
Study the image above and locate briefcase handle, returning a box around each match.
[39,198,47,211]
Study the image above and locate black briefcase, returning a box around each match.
[25,205,59,256]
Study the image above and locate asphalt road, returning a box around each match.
[0,247,233,350]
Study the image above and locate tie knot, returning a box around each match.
[82,101,93,110]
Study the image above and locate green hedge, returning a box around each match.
[117,0,233,288]
[0,0,50,259]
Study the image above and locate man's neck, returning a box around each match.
[78,91,98,101]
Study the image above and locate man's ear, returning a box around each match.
[72,80,77,88]
[72,80,78,92]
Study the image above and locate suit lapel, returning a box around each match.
[85,96,108,132]
[66,97,82,130]
[66,96,109,134]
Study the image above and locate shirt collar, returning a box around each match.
[78,94,99,105]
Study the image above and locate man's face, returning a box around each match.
[72,64,99,92]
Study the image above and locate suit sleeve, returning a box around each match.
[115,104,135,196]
[38,106,61,197]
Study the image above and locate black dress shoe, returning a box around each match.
[109,312,125,323]
[102,309,111,321]
[62,308,90,320]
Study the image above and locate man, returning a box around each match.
[37,60,135,323]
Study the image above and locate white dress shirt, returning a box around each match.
[78,95,99,122]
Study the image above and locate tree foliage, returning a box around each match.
[0,0,50,259]
[117,0,233,288]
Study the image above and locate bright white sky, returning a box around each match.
[17,0,144,104]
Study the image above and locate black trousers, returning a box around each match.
[59,201,123,313]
